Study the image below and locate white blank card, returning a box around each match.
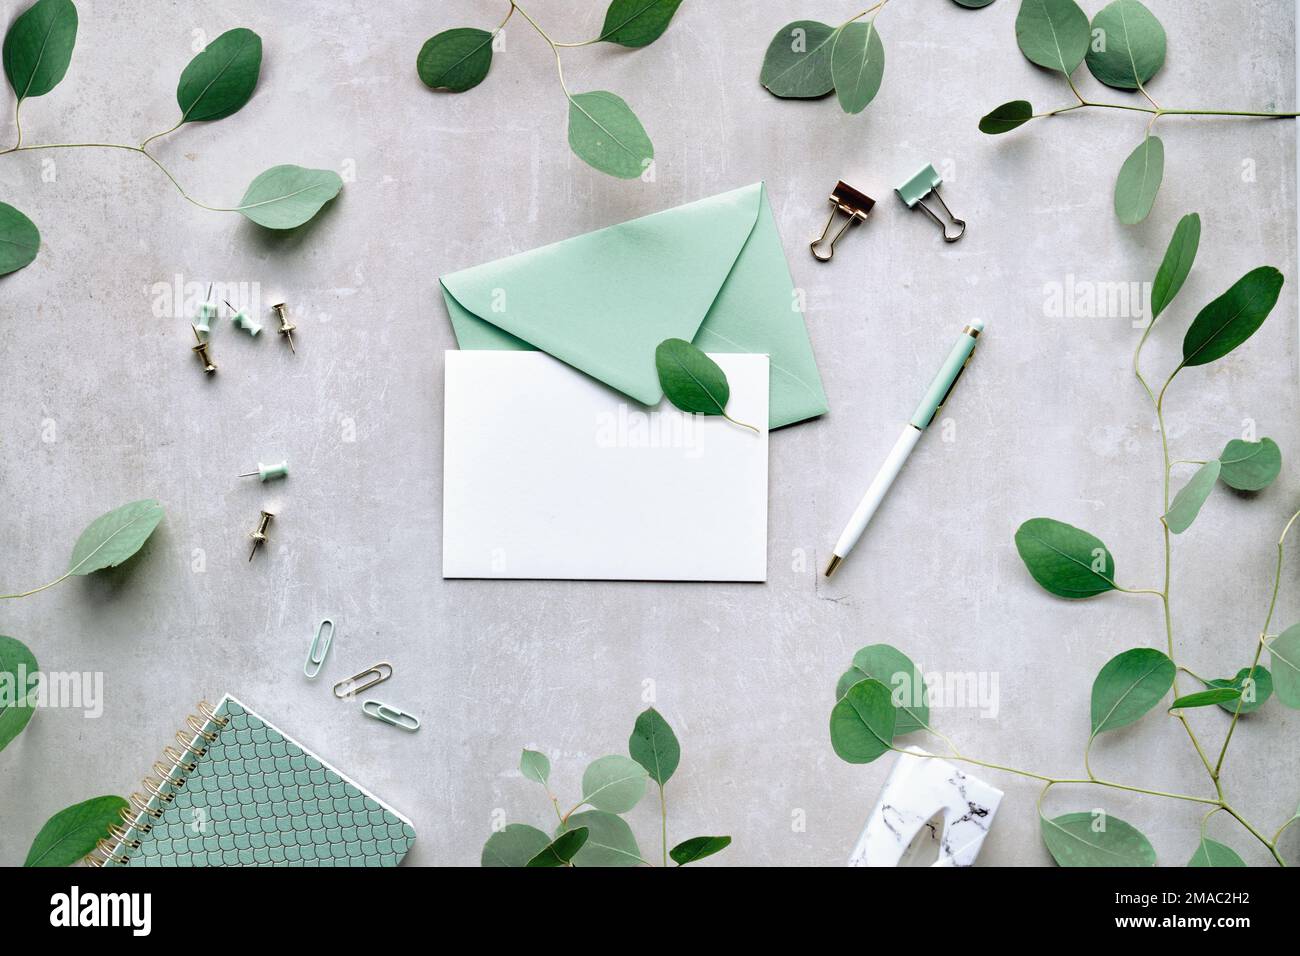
[442,351,769,581]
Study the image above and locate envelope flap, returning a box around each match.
[440,183,764,405]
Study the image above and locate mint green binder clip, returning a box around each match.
[362,700,420,732]
[304,618,334,679]
[895,164,966,242]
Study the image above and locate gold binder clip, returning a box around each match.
[811,181,875,262]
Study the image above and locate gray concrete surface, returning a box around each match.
[0,0,1297,867]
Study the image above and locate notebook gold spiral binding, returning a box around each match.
[86,700,229,867]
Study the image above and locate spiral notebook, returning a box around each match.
[90,695,415,867]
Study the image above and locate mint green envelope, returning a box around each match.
[439,182,829,429]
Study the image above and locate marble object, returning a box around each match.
[848,746,1003,867]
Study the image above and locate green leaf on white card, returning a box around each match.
[481,823,551,867]
[1187,838,1246,867]
[1267,624,1300,708]
[1014,518,1117,598]
[1218,438,1281,491]
[599,0,684,48]
[1090,648,1175,734]
[1114,136,1163,225]
[3,0,77,102]
[0,635,38,753]
[830,20,885,114]
[1015,0,1090,74]
[1182,266,1284,367]
[24,795,127,867]
[67,499,164,575]
[567,91,654,179]
[520,749,550,786]
[1041,810,1156,866]
[1164,460,1220,534]
[0,202,40,276]
[979,99,1033,134]
[1150,213,1200,321]
[417,27,493,92]
[558,811,642,867]
[829,679,896,764]
[176,27,262,123]
[760,21,837,98]
[1085,0,1166,90]
[236,165,343,229]
[655,338,757,432]
[580,755,647,813]
[628,707,680,786]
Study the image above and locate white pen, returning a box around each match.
[825,320,984,576]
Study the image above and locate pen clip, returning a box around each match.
[934,349,975,415]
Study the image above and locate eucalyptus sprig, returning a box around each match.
[655,338,759,433]
[760,0,992,115]
[482,707,731,867]
[831,215,1298,866]
[981,0,1300,223]
[418,0,683,179]
[0,0,344,276]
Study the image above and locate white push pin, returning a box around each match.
[848,746,1003,867]
[239,460,289,482]
[225,300,262,336]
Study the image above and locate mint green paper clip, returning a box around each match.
[304,618,334,679]
[895,164,966,242]
[362,700,420,732]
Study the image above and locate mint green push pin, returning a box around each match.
[194,284,217,335]
[895,164,966,242]
[240,459,289,482]
[225,300,262,336]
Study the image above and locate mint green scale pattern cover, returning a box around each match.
[113,696,415,867]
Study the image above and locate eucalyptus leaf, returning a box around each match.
[416,27,493,92]
[567,90,653,179]
[67,499,163,575]
[520,748,550,786]
[760,20,837,99]
[670,835,732,865]
[1150,213,1200,321]
[1085,0,1166,90]
[558,811,642,867]
[835,644,928,735]
[1169,688,1240,711]
[1114,136,1164,225]
[1182,266,1284,367]
[3,0,77,102]
[830,20,885,115]
[0,635,38,753]
[1218,438,1281,491]
[24,795,127,867]
[1090,647,1175,734]
[1164,460,1220,534]
[1267,623,1300,708]
[236,165,343,230]
[0,201,40,276]
[829,679,896,764]
[628,707,680,786]
[580,754,647,813]
[599,0,684,48]
[1205,666,1272,715]
[481,823,550,867]
[176,27,262,124]
[1187,837,1246,867]
[1014,517,1117,598]
[654,338,756,431]
[1015,0,1090,74]
[979,100,1033,134]
[525,826,588,866]
[1041,810,1156,866]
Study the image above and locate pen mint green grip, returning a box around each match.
[909,326,980,430]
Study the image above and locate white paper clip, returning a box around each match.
[847,746,1003,867]
[303,618,334,679]
[362,700,420,732]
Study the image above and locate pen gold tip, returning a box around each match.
[824,554,842,577]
